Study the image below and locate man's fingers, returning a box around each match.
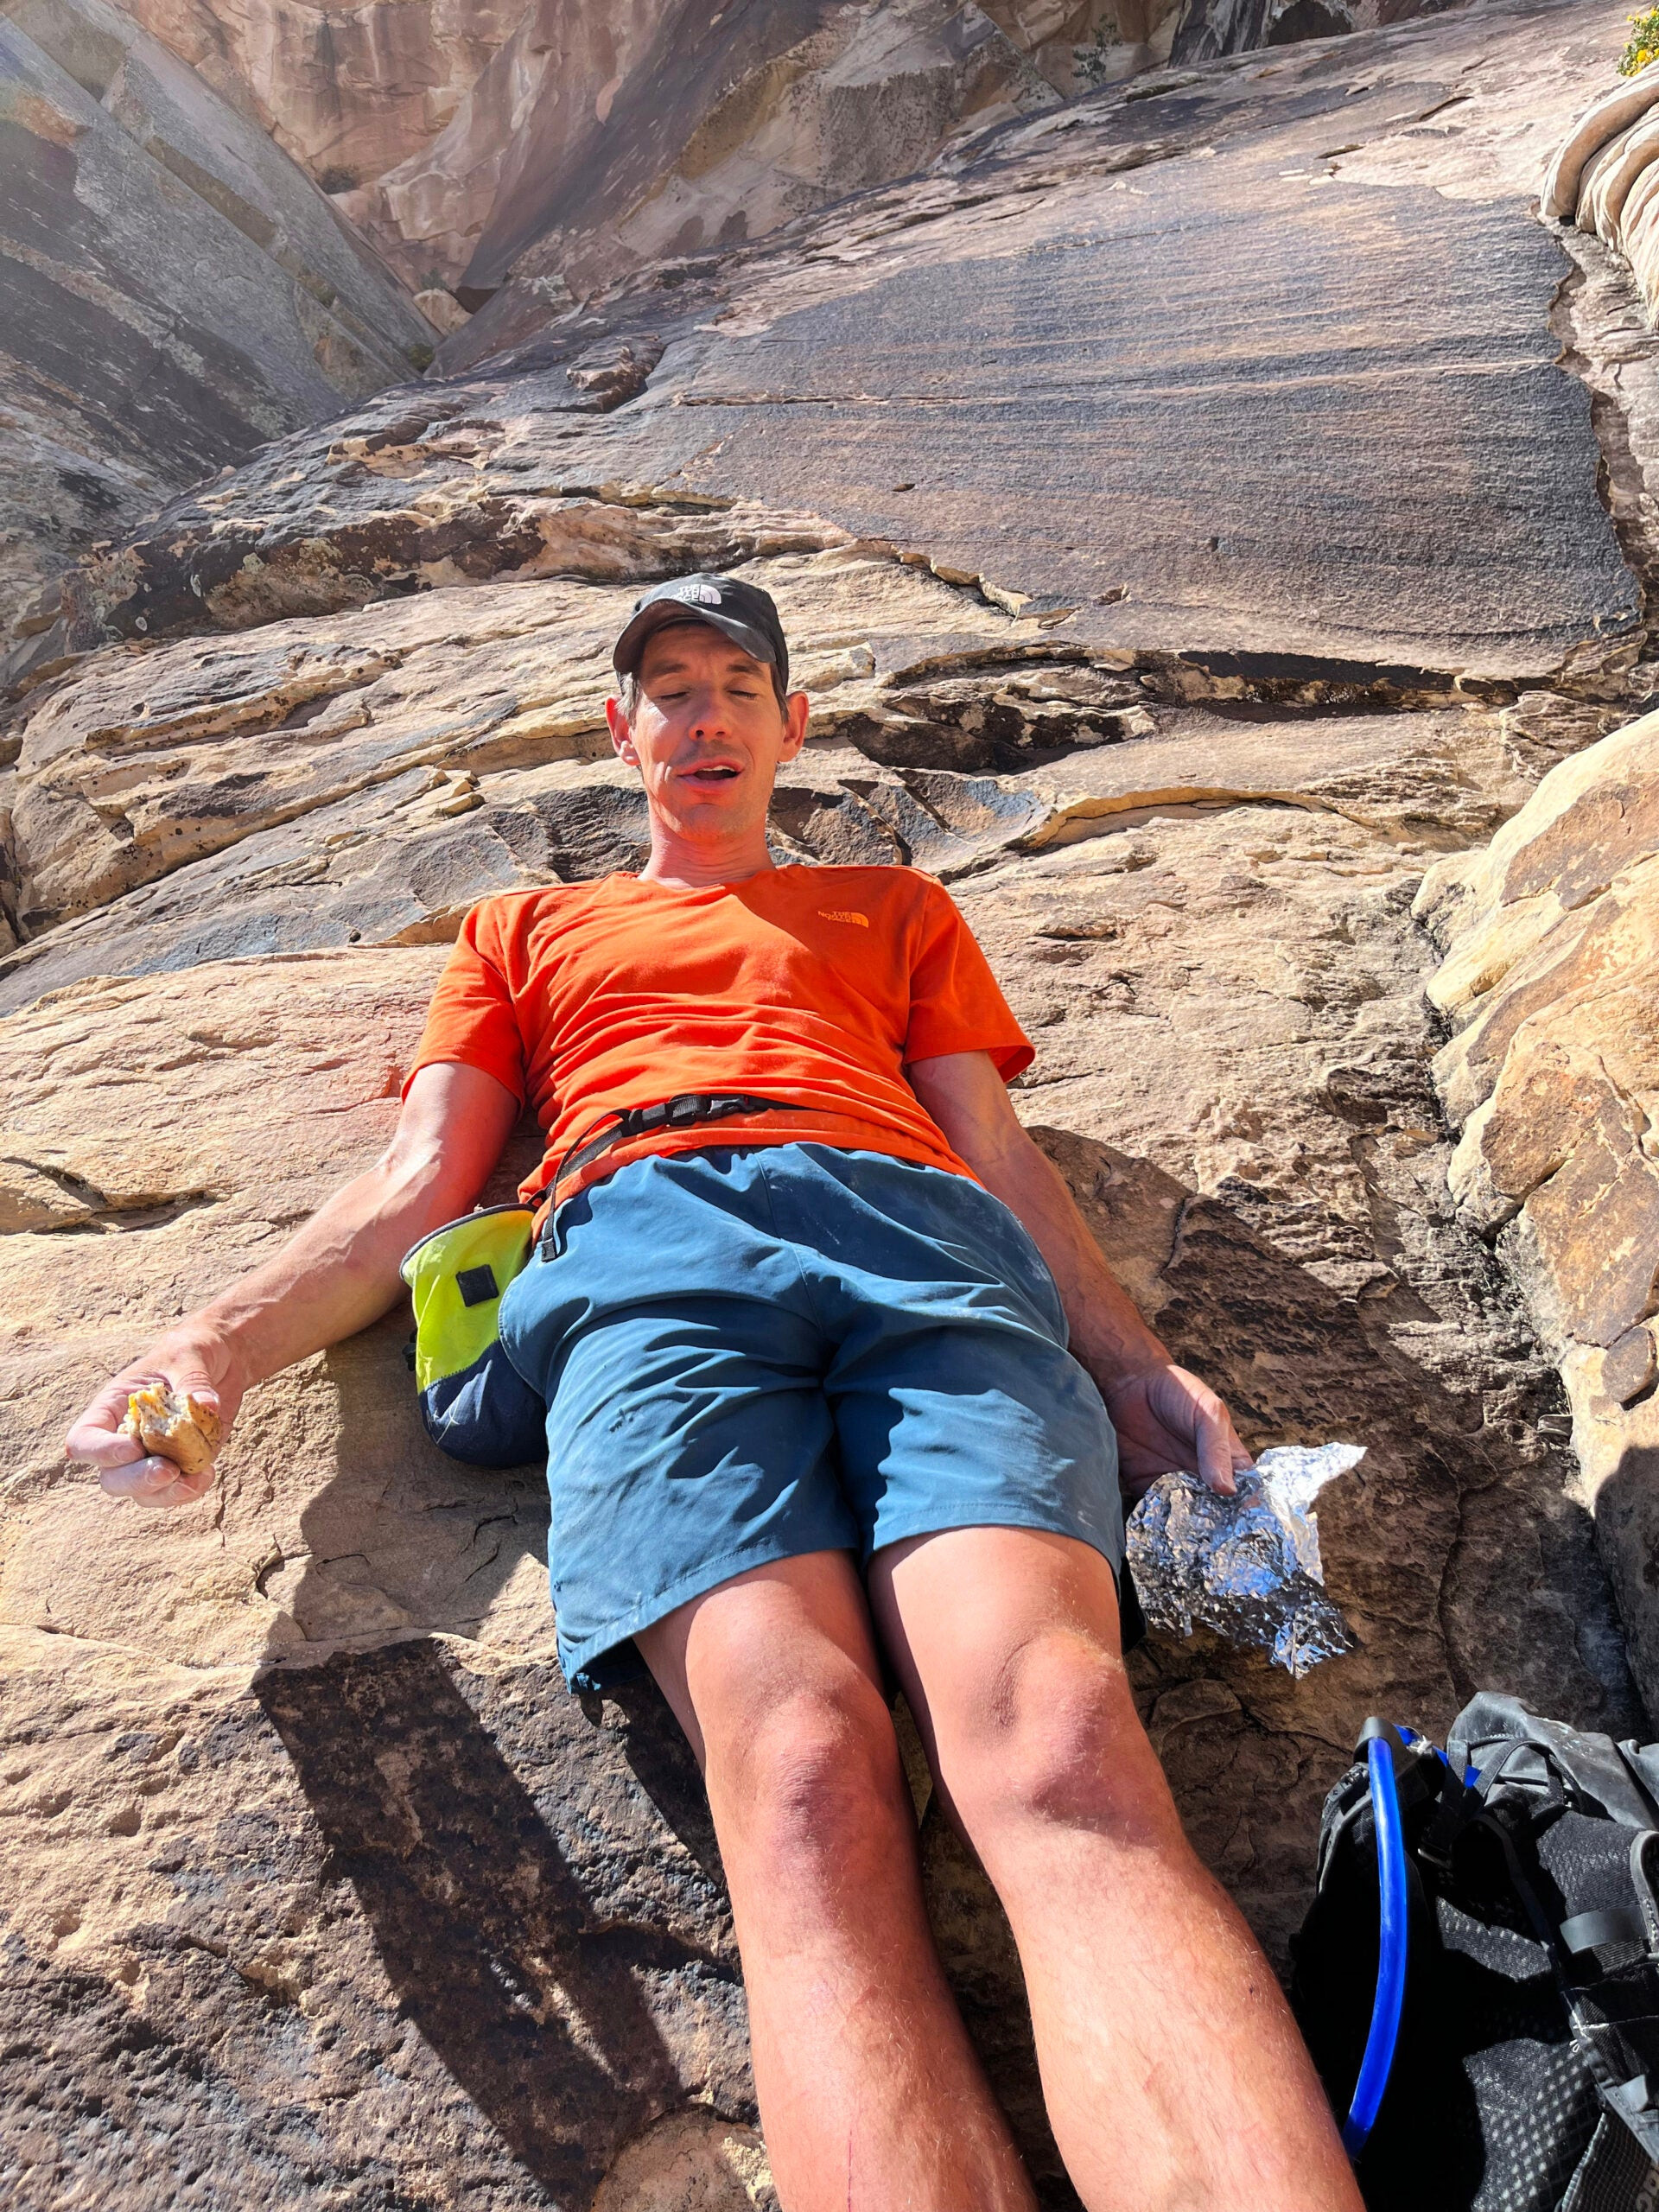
[100,1454,183,1498]
[67,1363,226,1473]
[1110,1363,1252,1499]
[68,1421,145,1471]
[1146,1365,1249,1497]
[66,1375,152,1467]
[162,1371,221,1414]
[137,1465,215,1510]
[1195,1400,1242,1497]
[99,1454,215,1507]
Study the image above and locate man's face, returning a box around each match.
[607,621,808,842]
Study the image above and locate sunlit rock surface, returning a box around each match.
[1544,68,1659,318]
[1421,712,1659,1712]
[6,2,1659,2205]
[16,1,1630,698]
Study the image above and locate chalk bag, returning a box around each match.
[399,1205,547,1466]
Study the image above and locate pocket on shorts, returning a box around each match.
[967,1184,1070,1345]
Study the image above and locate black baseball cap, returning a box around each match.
[612,572,791,696]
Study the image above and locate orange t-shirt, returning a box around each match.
[407,866,1033,1205]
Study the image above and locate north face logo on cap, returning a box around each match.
[674,582,723,605]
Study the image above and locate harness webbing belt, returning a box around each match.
[538,1091,798,1249]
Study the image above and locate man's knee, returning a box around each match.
[707,1660,904,1872]
[950,1626,1179,1846]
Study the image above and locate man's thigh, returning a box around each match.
[636,1548,884,1770]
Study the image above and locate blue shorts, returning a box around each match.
[497,1143,1123,1692]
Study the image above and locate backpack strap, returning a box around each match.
[535,1094,801,1255]
[1630,1829,1659,1954]
[1470,1808,1659,2159]
[1559,2110,1657,2212]
[1561,1910,1648,1956]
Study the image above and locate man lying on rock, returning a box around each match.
[69,573,1359,2212]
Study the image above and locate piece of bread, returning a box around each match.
[119,1384,222,1479]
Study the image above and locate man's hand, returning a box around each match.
[906,1052,1255,1506]
[1103,1362,1254,1502]
[64,1059,521,1514]
[66,1329,244,1509]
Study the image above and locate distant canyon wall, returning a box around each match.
[0,0,435,659]
[111,0,1123,293]
[110,0,1459,300]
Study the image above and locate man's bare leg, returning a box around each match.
[869,1525,1362,2212]
[637,1549,1035,2212]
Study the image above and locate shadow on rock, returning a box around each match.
[1032,1126,1643,1964]
[254,1640,746,2205]
[1592,1445,1659,1733]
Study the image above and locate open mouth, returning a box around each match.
[681,762,742,785]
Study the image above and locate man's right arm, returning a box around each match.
[65,1061,523,1508]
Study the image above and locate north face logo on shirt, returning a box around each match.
[818,909,869,928]
[674,582,723,605]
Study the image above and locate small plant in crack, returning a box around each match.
[1074,16,1124,86]
[1619,10,1659,74]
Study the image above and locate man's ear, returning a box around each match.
[607,694,639,765]
[780,690,810,760]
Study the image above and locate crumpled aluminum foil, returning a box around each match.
[1125,1443,1363,1678]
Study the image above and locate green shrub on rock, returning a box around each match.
[1619,10,1659,75]
[1074,19,1122,86]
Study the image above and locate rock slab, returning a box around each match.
[1421,711,1659,1706]
[5,3,1659,2203]
[22,3,1637,689]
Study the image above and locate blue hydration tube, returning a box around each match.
[1342,1732,1410,2159]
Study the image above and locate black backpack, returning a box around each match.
[1291,1694,1659,2212]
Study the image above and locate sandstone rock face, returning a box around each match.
[9,0,1636,704]
[376,0,1452,307]
[1543,68,1659,317]
[983,0,1179,89]
[109,0,1454,300]
[435,0,1067,311]
[1170,0,1436,65]
[118,0,1090,296]
[1420,713,1659,1706]
[0,0,435,662]
[7,2,1659,2204]
[414,283,471,336]
[114,0,533,208]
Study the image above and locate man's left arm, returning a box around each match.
[906,1050,1252,1498]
